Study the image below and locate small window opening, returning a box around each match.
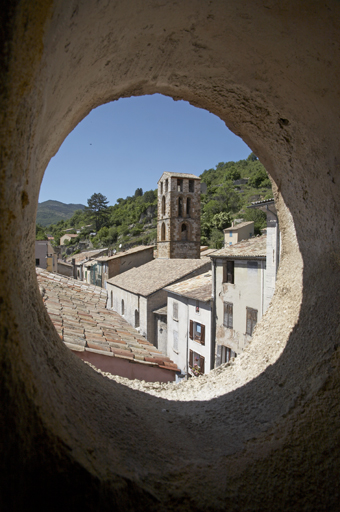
[189,179,194,193]
[177,179,183,192]
[165,179,168,192]
[221,346,237,364]
[178,197,183,217]
[135,309,140,328]
[162,195,166,215]
[121,299,125,316]
[161,222,165,241]
[160,181,163,194]
[223,260,234,284]
[181,223,187,240]
[36,258,40,266]
[195,300,200,313]
[187,197,191,217]
[110,290,113,308]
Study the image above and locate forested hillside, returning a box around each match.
[36,200,85,226]
[37,153,273,251]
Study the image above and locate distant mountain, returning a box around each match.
[37,200,86,227]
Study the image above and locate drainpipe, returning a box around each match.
[210,258,217,370]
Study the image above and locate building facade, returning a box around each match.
[157,172,201,259]
[223,221,254,247]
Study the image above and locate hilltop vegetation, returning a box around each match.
[37,153,273,251]
[36,200,85,226]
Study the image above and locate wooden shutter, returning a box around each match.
[199,355,205,374]
[189,349,193,367]
[201,324,205,345]
[189,320,193,339]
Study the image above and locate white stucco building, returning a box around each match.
[106,258,211,346]
[165,271,212,377]
[211,235,268,365]
[223,221,254,247]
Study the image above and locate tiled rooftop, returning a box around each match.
[200,248,217,257]
[96,245,154,262]
[107,257,211,296]
[36,269,178,373]
[158,171,200,182]
[165,271,212,302]
[211,235,267,259]
[223,221,254,232]
[66,249,108,265]
[153,305,168,316]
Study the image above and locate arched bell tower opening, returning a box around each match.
[1,1,340,510]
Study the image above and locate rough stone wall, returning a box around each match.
[157,175,201,258]
[1,1,340,511]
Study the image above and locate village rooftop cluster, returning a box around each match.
[36,172,279,383]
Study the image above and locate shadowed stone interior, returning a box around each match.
[1,1,339,510]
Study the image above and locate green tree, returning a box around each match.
[36,224,47,240]
[84,193,109,231]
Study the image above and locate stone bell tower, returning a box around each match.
[157,172,201,259]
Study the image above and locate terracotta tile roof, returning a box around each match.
[96,245,154,262]
[66,249,108,264]
[200,248,217,257]
[158,171,200,182]
[107,258,211,296]
[36,269,178,373]
[223,221,254,232]
[165,271,212,302]
[211,235,267,259]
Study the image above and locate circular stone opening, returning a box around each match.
[2,2,340,509]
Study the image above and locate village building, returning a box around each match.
[66,248,109,281]
[247,198,280,311]
[95,245,154,287]
[157,172,201,259]
[223,220,254,247]
[107,258,211,346]
[165,271,213,378]
[60,233,79,245]
[35,240,58,272]
[36,268,179,382]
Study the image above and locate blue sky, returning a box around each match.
[40,94,251,206]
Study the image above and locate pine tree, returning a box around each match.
[84,193,109,231]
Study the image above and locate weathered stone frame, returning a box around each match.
[1,1,340,510]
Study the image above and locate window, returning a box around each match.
[195,300,200,313]
[35,258,40,266]
[173,302,178,321]
[110,290,113,307]
[173,330,178,352]
[189,350,205,374]
[165,178,168,192]
[221,346,236,364]
[135,309,140,328]
[229,231,233,237]
[161,222,165,241]
[178,197,183,217]
[223,302,233,328]
[177,178,183,192]
[160,181,163,194]
[223,260,234,284]
[161,195,165,215]
[77,269,80,278]
[186,197,191,217]
[246,307,258,336]
[189,320,205,345]
[181,223,187,240]
[121,299,125,315]
[189,179,194,193]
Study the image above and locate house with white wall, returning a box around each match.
[106,258,211,347]
[164,271,212,378]
[211,235,267,365]
[223,221,254,247]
